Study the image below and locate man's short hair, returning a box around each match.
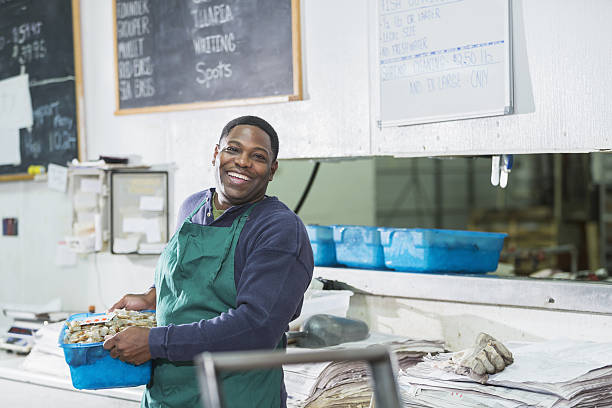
[220,116,279,161]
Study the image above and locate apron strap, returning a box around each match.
[215,202,259,271]
[186,197,208,222]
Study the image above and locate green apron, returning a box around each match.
[142,197,282,408]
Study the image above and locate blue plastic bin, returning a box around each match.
[59,312,153,390]
[332,225,386,269]
[306,225,337,266]
[379,228,507,273]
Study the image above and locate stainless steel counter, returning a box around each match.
[314,267,612,315]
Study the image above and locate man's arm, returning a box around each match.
[149,213,314,361]
[108,287,156,312]
[150,250,312,360]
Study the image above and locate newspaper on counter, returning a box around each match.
[399,338,612,408]
[285,332,445,408]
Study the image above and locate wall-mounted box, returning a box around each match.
[110,171,168,255]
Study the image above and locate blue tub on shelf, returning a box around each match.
[59,312,153,390]
[306,225,337,266]
[379,228,507,273]
[332,225,386,269]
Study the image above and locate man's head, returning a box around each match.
[219,116,279,161]
[212,116,279,209]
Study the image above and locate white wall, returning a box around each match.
[0,181,82,327]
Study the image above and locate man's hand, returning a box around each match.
[452,333,514,382]
[109,288,156,312]
[103,326,152,366]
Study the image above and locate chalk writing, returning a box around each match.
[116,0,150,19]
[192,33,236,55]
[6,21,47,64]
[117,16,150,38]
[189,1,236,88]
[29,101,76,154]
[33,101,60,126]
[191,4,234,28]
[23,129,42,159]
[12,22,43,44]
[195,60,232,88]
[116,0,154,101]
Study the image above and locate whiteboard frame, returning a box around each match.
[373,0,514,128]
[112,0,303,116]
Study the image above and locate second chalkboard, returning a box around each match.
[113,0,302,114]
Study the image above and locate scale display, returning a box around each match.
[0,325,38,354]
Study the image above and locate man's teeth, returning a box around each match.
[228,172,250,181]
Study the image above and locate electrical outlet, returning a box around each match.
[2,218,18,236]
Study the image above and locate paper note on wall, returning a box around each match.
[123,217,148,233]
[140,195,164,211]
[113,235,140,253]
[47,163,68,192]
[80,177,102,193]
[123,217,162,243]
[0,74,33,129]
[144,218,162,243]
[0,128,21,165]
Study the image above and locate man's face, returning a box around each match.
[212,124,278,209]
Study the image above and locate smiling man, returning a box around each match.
[104,116,314,408]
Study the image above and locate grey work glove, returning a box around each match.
[451,332,514,383]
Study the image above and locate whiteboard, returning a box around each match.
[378,0,513,127]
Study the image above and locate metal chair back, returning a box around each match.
[195,345,402,408]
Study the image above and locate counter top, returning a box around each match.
[314,266,612,315]
[0,351,143,402]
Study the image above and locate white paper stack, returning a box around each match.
[21,321,71,378]
[284,333,445,408]
[399,339,612,408]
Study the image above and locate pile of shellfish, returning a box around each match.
[63,309,156,344]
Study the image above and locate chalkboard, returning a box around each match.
[377,0,513,127]
[113,0,302,114]
[0,0,83,181]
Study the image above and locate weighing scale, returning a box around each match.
[0,309,68,354]
[0,324,37,353]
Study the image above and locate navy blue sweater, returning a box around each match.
[148,189,314,403]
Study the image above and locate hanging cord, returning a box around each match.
[294,161,320,215]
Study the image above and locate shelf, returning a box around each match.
[314,267,612,315]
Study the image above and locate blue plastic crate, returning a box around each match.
[379,228,507,273]
[332,225,386,269]
[58,312,152,390]
[306,225,337,266]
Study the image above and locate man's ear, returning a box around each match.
[212,144,220,166]
[269,160,278,181]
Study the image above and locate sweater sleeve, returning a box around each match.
[148,210,314,361]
